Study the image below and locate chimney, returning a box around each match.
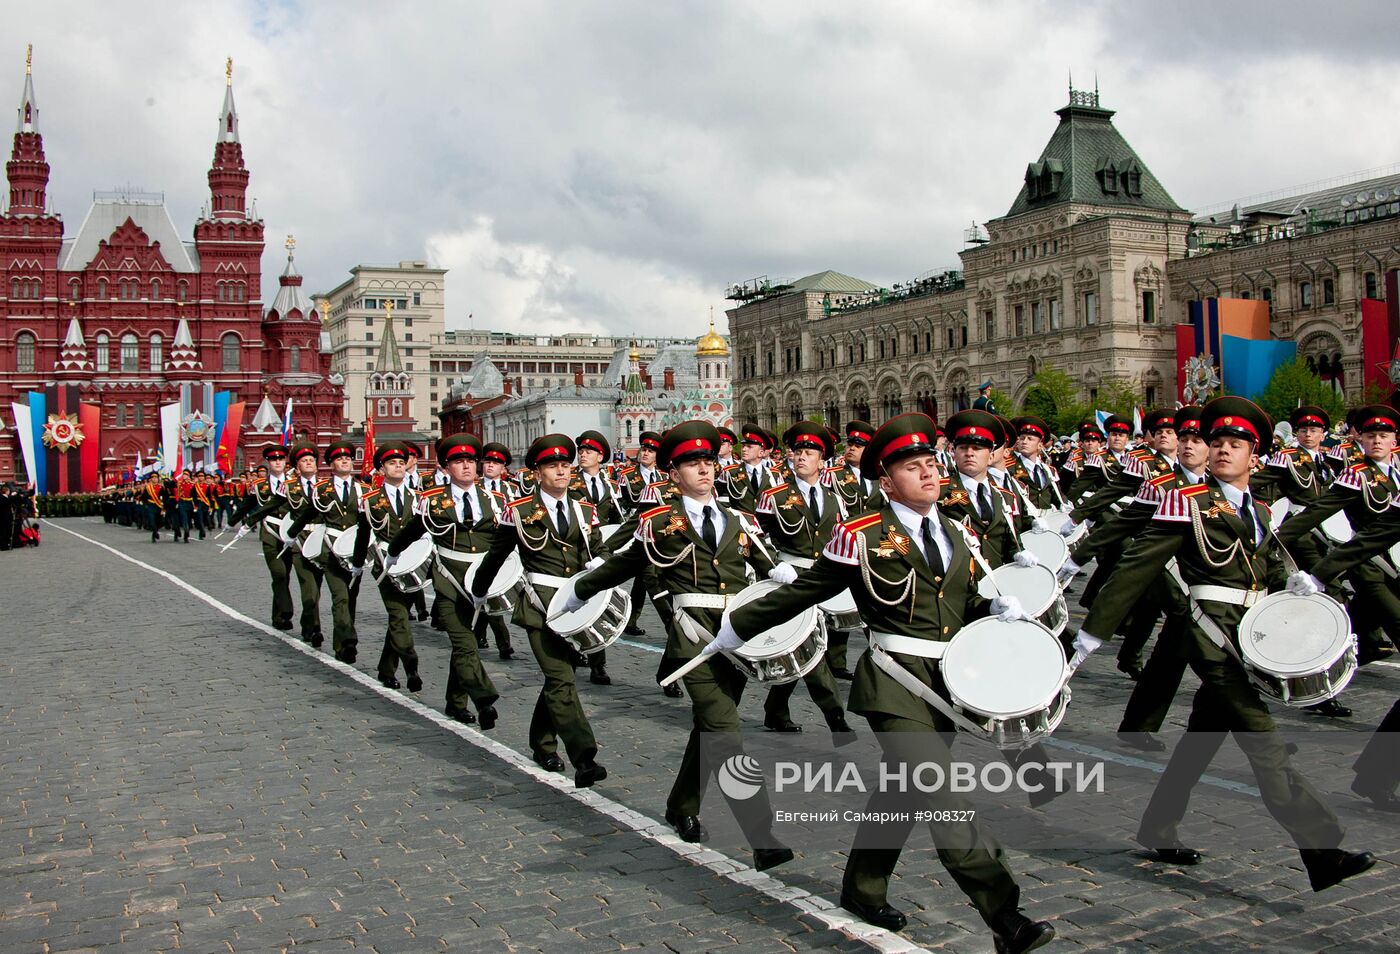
[663,368,675,390]
[643,373,652,389]
[574,368,584,390]
[503,378,513,396]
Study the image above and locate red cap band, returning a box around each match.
[1107,422,1132,433]
[1180,419,1201,432]
[485,450,507,462]
[1018,424,1045,438]
[954,426,994,443]
[881,432,931,459]
[1296,415,1324,427]
[1211,415,1259,443]
[1364,415,1397,430]
[580,439,606,454]
[641,438,660,449]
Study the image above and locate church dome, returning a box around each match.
[695,318,728,356]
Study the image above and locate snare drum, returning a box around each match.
[547,580,632,655]
[1268,497,1293,532]
[1320,511,1354,544]
[266,514,293,545]
[599,523,633,554]
[465,551,524,616]
[1020,529,1069,572]
[299,524,328,560]
[330,525,359,572]
[977,563,1062,632]
[1236,591,1357,706]
[818,589,863,632]
[721,580,826,684]
[386,536,435,593]
[940,616,1070,749]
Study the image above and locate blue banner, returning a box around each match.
[27,390,46,492]
[1221,336,1297,399]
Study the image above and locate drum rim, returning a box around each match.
[483,551,524,598]
[1021,528,1068,565]
[726,580,821,658]
[817,588,858,613]
[941,616,1067,717]
[547,582,620,634]
[330,525,358,555]
[978,563,1059,617]
[1237,591,1353,675]
[388,536,434,576]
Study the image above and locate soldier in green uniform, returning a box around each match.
[1059,420,1106,504]
[1251,406,1333,509]
[1006,416,1066,514]
[570,429,625,685]
[284,442,325,647]
[229,445,295,631]
[141,473,166,543]
[286,440,362,663]
[938,409,1031,566]
[470,434,607,788]
[616,430,664,636]
[718,424,776,514]
[710,412,1052,950]
[350,442,425,693]
[1070,397,1376,892]
[568,421,795,870]
[821,420,883,678]
[384,434,501,728]
[752,422,854,739]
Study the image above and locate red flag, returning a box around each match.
[216,401,245,475]
[362,407,376,479]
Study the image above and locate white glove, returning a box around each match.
[1286,571,1323,596]
[989,594,1028,621]
[1057,516,1079,538]
[383,552,400,573]
[1012,550,1040,568]
[562,589,587,614]
[349,565,364,581]
[1069,629,1102,670]
[585,556,605,571]
[1031,518,1052,533]
[1056,556,1081,585]
[768,562,799,584]
[703,619,745,655]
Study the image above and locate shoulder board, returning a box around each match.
[994,484,1016,497]
[1278,446,1300,456]
[619,466,637,475]
[723,462,742,472]
[640,505,671,520]
[507,496,536,509]
[763,483,789,496]
[489,489,505,501]
[316,478,333,489]
[1149,472,1176,487]
[1180,483,1211,497]
[841,513,883,534]
[1129,447,1153,460]
[420,485,446,498]
[579,500,596,514]
[1350,461,1369,472]
[646,479,669,489]
[362,488,382,502]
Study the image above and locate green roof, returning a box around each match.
[1004,92,1182,218]
[788,270,878,293]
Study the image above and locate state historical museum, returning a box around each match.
[0,53,347,485]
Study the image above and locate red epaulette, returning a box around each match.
[507,496,535,509]
[489,489,505,501]
[316,478,333,489]
[646,479,669,489]
[640,505,671,520]
[362,487,381,501]
[1350,461,1369,472]
[420,485,446,498]
[1150,472,1176,487]
[1129,447,1153,460]
[995,484,1016,497]
[841,513,883,533]
[763,483,788,497]
[619,466,637,476]
[1180,483,1211,497]
[723,462,742,472]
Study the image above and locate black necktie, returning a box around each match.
[591,477,601,503]
[920,517,945,576]
[556,500,570,537]
[391,488,401,516]
[808,485,819,518]
[977,483,992,520]
[339,480,349,506]
[1238,493,1257,545]
[1035,465,1047,489]
[702,505,717,549]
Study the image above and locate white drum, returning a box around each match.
[330,525,359,572]
[977,562,1062,627]
[1020,529,1069,572]
[940,616,1070,749]
[466,550,524,616]
[266,514,294,545]
[819,589,863,632]
[721,580,826,685]
[599,523,633,554]
[1268,497,1293,532]
[387,536,435,593]
[1237,591,1357,706]
[547,580,632,655]
[1321,511,1354,544]
[299,524,328,560]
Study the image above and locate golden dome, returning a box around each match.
[628,343,641,362]
[695,318,729,356]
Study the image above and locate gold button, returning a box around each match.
[943,626,950,634]
[720,582,727,590]
[712,559,719,566]
[939,591,945,598]
[935,576,942,583]
[566,568,573,575]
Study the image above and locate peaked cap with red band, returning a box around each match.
[289,441,318,464]
[861,412,938,481]
[324,439,356,464]
[1200,396,1271,446]
[263,443,289,461]
[576,429,611,459]
[374,441,409,469]
[1143,408,1176,433]
[1012,415,1049,441]
[1352,404,1398,433]
[1103,414,1133,435]
[845,420,875,445]
[482,441,512,466]
[783,421,832,456]
[1078,420,1105,442]
[739,422,767,447]
[1289,405,1331,431]
[438,433,482,465]
[1173,406,1203,437]
[717,425,738,446]
[659,420,721,468]
[526,434,576,469]
[638,431,663,451]
[944,409,1001,449]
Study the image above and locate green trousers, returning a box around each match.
[261,538,294,627]
[323,563,357,656]
[842,713,1018,929]
[436,578,500,714]
[375,580,419,683]
[763,657,845,725]
[526,626,597,767]
[292,552,323,638]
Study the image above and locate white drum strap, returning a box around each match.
[1187,584,1263,607]
[868,644,985,737]
[527,572,572,590]
[949,521,1003,597]
[671,593,732,611]
[727,508,775,565]
[780,554,815,569]
[434,546,484,565]
[1163,559,1273,698]
[868,630,947,659]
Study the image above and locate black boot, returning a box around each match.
[1302,848,1377,891]
[989,901,1055,954]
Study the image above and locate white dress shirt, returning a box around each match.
[681,495,727,540]
[451,484,477,524]
[538,488,571,534]
[1217,480,1262,545]
[792,475,823,519]
[957,470,996,517]
[382,480,407,515]
[889,499,953,569]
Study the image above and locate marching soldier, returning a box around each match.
[752,422,855,738]
[618,430,665,637]
[569,421,796,870]
[1059,420,1106,502]
[1070,397,1377,892]
[350,442,425,693]
[470,434,607,787]
[228,444,294,631]
[479,442,517,501]
[570,429,625,685]
[193,471,216,539]
[172,470,195,543]
[286,440,363,663]
[1251,405,1333,508]
[712,412,1053,950]
[383,434,502,727]
[1006,416,1065,514]
[141,472,166,542]
[285,442,326,647]
[826,421,885,516]
[938,409,1030,566]
[720,423,775,513]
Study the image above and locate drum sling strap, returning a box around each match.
[867,640,994,738]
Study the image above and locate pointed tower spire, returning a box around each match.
[166,318,203,376]
[7,44,49,216]
[207,56,249,220]
[268,234,314,319]
[374,300,403,374]
[56,316,92,375]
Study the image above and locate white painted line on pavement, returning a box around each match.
[44,520,935,954]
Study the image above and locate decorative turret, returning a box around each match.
[267,235,314,320]
[166,317,203,377]
[365,300,415,431]
[55,317,91,375]
[7,45,49,216]
[207,57,249,221]
[695,312,729,356]
[250,393,282,433]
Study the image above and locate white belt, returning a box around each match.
[1188,584,1264,607]
[527,572,572,590]
[434,546,483,565]
[780,555,815,569]
[869,630,948,660]
[671,593,734,611]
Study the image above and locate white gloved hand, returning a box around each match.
[383,552,400,573]
[1286,571,1323,596]
[703,620,745,655]
[1057,515,1079,538]
[1069,629,1103,670]
[562,589,587,614]
[1031,518,1052,533]
[990,594,1028,621]
[585,556,605,571]
[1012,550,1040,568]
[768,562,799,584]
[349,565,364,580]
[1056,556,1081,585]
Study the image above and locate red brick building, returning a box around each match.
[0,55,346,484]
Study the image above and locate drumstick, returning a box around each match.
[659,650,715,688]
[219,525,249,553]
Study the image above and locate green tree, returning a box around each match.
[1094,375,1143,418]
[1257,360,1346,426]
[1018,368,1088,435]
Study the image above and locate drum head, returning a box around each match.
[977,563,1058,617]
[1268,498,1292,531]
[331,526,359,557]
[390,536,434,575]
[268,515,292,544]
[547,577,611,635]
[484,551,524,597]
[1321,511,1354,543]
[818,588,858,614]
[942,617,1066,718]
[725,581,819,659]
[302,525,327,560]
[1238,592,1352,676]
[1021,530,1068,571]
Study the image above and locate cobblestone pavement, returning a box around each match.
[1,517,1398,953]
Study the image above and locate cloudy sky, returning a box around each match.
[11,1,1400,338]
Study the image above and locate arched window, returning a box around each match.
[150,278,161,301]
[391,399,403,417]
[221,332,240,371]
[68,278,80,301]
[15,332,35,372]
[97,277,108,299]
[95,333,110,372]
[177,280,188,302]
[625,419,633,441]
[377,398,388,417]
[289,345,301,372]
[149,333,163,372]
[120,333,139,372]
[119,278,138,301]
